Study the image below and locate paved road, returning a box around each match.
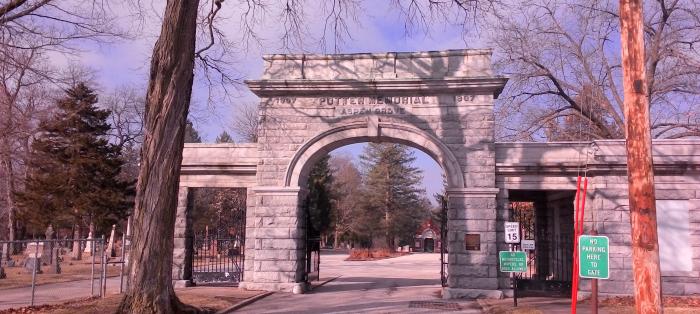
[237,252,482,313]
[0,276,122,310]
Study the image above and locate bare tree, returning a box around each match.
[0,0,123,54]
[230,102,259,143]
[490,1,700,141]
[102,85,146,149]
[0,0,126,251]
[329,155,362,248]
[101,85,146,183]
[0,46,55,256]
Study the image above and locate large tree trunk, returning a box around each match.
[116,0,200,313]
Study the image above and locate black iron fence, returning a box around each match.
[191,233,244,285]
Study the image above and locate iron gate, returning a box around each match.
[189,188,246,285]
[440,195,449,287]
[510,201,572,296]
[305,237,321,282]
[304,196,321,282]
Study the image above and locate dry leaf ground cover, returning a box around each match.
[0,287,266,314]
[1,254,122,290]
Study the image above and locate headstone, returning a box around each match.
[24,243,44,274]
[24,257,42,274]
[1,243,13,266]
[106,225,116,257]
[84,231,93,254]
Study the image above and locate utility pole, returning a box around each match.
[618,1,663,313]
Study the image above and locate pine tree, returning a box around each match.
[16,83,134,236]
[360,143,427,249]
[184,119,202,143]
[215,131,234,143]
[305,155,333,239]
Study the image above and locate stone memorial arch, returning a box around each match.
[235,49,507,296]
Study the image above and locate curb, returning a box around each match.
[216,291,274,313]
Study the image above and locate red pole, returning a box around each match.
[571,176,582,314]
[619,0,663,312]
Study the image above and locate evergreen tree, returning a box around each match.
[305,155,333,239]
[184,119,202,143]
[360,143,427,249]
[15,83,134,235]
[215,131,234,143]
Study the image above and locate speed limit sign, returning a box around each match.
[504,222,520,243]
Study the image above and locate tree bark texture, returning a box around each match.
[619,0,663,313]
[116,0,201,313]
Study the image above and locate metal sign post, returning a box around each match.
[579,234,609,314]
[499,250,527,307]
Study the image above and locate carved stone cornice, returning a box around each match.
[246,77,508,97]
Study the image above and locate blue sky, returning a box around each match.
[72,2,486,204]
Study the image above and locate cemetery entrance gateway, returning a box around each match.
[174,50,700,297]
[238,49,508,296]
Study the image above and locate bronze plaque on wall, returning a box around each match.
[465,234,480,251]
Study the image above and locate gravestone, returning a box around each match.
[84,231,94,254]
[106,225,116,257]
[24,243,43,274]
[1,243,13,267]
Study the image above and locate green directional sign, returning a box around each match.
[578,235,610,279]
[499,251,527,273]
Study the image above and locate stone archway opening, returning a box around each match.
[299,140,448,296]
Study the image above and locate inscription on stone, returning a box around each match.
[319,96,429,106]
[337,107,406,116]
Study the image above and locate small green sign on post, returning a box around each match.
[578,235,610,279]
[499,251,527,273]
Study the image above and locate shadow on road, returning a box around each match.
[310,276,441,293]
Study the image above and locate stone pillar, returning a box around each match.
[443,188,501,299]
[495,188,512,291]
[172,186,193,287]
[243,188,256,282]
[239,186,305,294]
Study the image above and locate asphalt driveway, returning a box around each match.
[235,251,482,313]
